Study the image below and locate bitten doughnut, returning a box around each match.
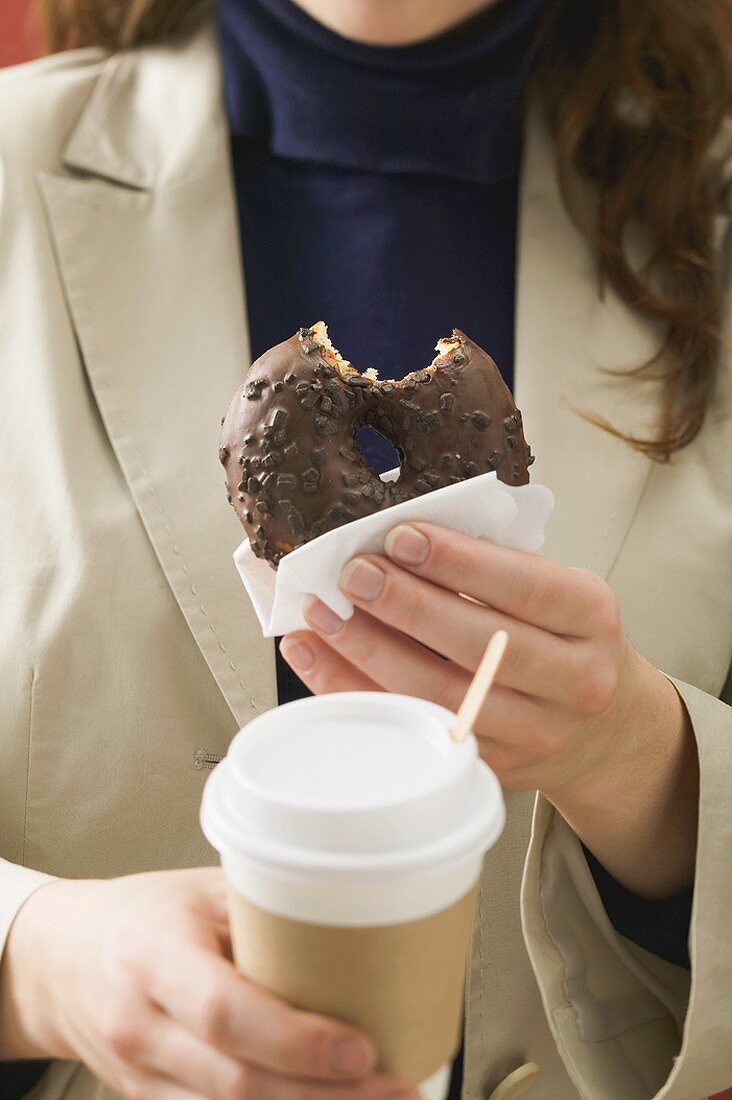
[219,323,534,567]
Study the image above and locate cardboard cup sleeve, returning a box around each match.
[228,885,478,1083]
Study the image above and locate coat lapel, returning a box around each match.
[38,20,277,728]
[515,105,662,578]
[37,16,687,730]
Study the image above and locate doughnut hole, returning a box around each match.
[356,426,402,476]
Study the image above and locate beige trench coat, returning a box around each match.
[1,15,731,1100]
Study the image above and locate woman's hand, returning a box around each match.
[281,523,699,897]
[0,868,415,1100]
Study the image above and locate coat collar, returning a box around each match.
[62,10,221,189]
[38,16,684,723]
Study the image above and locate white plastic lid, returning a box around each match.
[201,693,504,882]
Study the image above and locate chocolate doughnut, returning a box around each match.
[220,323,534,567]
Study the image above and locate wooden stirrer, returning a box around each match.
[451,630,508,744]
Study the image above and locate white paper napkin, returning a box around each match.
[233,470,555,638]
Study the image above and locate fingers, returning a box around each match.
[130,1010,255,1100]
[335,557,588,704]
[285,613,547,750]
[149,944,377,1082]
[118,1075,203,1100]
[140,1016,413,1100]
[72,1004,211,1100]
[236,1065,419,1100]
[297,601,470,710]
[120,1060,416,1100]
[279,634,382,696]
[384,523,613,638]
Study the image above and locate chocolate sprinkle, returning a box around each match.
[219,327,532,566]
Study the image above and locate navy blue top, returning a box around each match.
[216,0,692,968]
[216,0,545,471]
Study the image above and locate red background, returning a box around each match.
[1,4,730,1098]
[0,0,41,65]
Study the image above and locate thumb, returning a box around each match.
[178,867,231,950]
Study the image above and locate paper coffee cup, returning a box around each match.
[201,693,504,1099]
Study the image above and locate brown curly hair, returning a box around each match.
[41,0,732,460]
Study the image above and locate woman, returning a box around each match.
[0,0,730,1098]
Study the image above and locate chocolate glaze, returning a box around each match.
[220,326,534,567]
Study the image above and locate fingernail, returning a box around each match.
[340,559,385,601]
[280,638,315,672]
[384,525,430,566]
[304,597,345,635]
[329,1036,374,1076]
